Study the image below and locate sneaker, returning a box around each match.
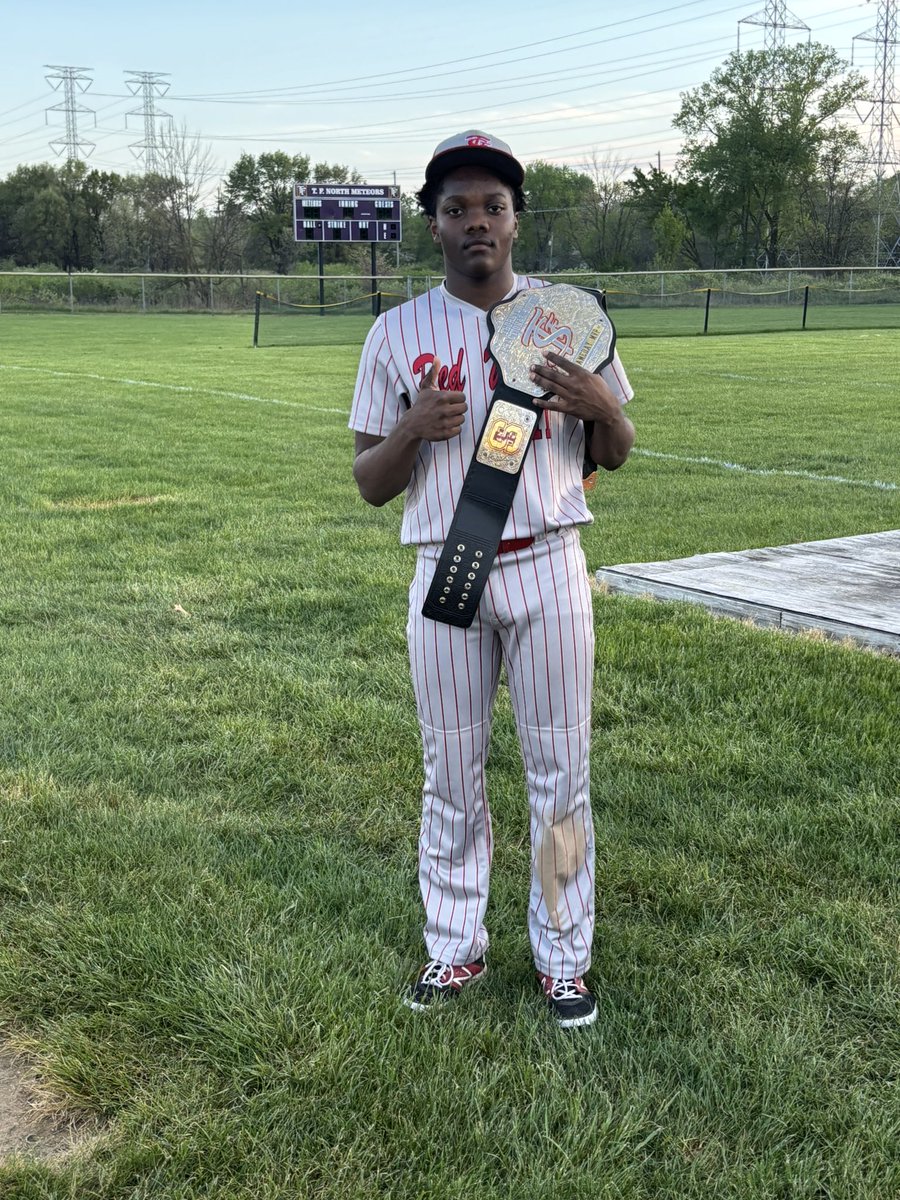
[538,974,597,1028]
[403,958,486,1011]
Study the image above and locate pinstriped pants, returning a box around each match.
[407,527,595,979]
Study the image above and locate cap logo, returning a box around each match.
[467,135,492,147]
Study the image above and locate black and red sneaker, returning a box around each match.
[403,958,487,1011]
[538,974,597,1028]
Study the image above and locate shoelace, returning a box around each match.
[420,959,455,987]
[549,978,584,1002]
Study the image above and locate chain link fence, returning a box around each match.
[2,268,898,335]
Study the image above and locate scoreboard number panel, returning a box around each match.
[294,183,402,242]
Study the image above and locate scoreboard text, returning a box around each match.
[294,184,402,243]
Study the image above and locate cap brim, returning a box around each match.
[425,147,524,189]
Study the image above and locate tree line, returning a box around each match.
[0,45,892,278]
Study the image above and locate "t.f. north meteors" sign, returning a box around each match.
[294,184,402,243]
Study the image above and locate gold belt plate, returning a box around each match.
[475,400,537,473]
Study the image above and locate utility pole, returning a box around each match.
[854,0,900,266]
[738,0,808,53]
[44,65,96,161]
[124,71,171,173]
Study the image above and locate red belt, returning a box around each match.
[497,536,535,555]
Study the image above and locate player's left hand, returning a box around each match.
[529,351,623,425]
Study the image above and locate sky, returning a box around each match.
[0,0,886,193]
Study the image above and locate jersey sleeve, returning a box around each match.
[582,349,634,479]
[348,316,407,437]
[600,349,634,405]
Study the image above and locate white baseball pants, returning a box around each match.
[406,527,596,979]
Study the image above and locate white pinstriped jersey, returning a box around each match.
[349,276,633,546]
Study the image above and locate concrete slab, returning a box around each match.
[595,530,900,654]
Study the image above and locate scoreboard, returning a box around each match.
[294,183,402,243]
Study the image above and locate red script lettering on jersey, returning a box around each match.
[412,348,466,391]
[482,345,500,391]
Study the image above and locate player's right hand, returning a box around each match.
[406,358,467,442]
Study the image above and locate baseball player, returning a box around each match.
[350,131,634,1028]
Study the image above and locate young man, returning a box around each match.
[349,131,634,1028]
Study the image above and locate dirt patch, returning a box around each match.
[0,1047,97,1163]
[48,494,174,511]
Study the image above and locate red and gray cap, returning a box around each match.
[424,130,525,189]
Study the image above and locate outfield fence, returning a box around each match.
[2,267,899,336]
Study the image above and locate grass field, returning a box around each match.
[0,314,898,1199]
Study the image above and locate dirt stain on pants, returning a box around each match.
[537,809,587,931]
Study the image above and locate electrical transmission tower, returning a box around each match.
[738,0,809,53]
[44,65,96,161]
[854,0,900,266]
[124,71,171,172]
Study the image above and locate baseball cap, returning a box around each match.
[424,130,525,190]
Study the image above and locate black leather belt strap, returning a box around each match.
[421,283,615,629]
[421,383,541,628]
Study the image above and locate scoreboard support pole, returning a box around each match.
[318,243,325,317]
[371,244,378,317]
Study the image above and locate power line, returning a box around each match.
[0,93,54,125]
[169,0,742,101]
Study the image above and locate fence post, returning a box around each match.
[253,292,261,347]
[209,278,214,312]
[68,269,74,314]
[802,285,809,330]
[318,244,325,317]
[848,270,853,303]
[141,275,147,312]
[704,288,712,334]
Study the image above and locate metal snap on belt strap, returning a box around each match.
[421,284,616,629]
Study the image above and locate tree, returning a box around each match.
[224,151,363,273]
[518,161,594,273]
[0,161,123,269]
[652,205,691,269]
[149,123,217,275]
[197,189,247,274]
[675,43,867,267]
[400,191,442,270]
[795,147,869,265]
[571,154,642,271]
[628,166,729,268]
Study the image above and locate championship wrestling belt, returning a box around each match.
[421,283,616,628]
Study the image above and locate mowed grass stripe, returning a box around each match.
[632,449,898,491]
[0,362,349,416]
[0,314,898,1198]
